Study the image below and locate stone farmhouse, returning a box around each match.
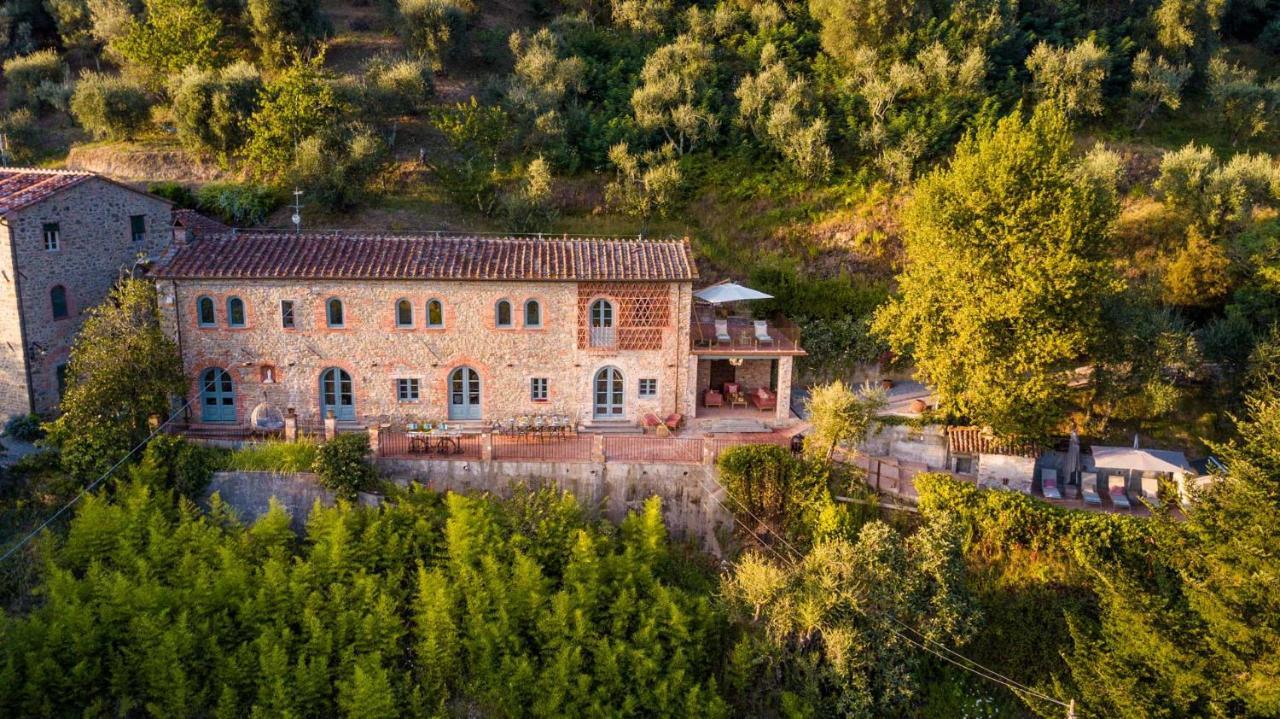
[152,230,805,431]
[0,168,172,420]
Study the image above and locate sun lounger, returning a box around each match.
[1041,468,1062,500]
[1140,473,1162,509]
[1080,471,1102,505]
[1108,474,1131,509]
[714,319,731,343]
[754,320,773,344]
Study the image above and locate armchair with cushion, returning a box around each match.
[749,387,777,411]
[703,388,723,407]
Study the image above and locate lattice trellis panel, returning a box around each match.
[577,282,673,351]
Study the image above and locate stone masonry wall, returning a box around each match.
[0,178,171,419]
[160,277,695,427]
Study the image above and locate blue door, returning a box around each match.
[448,367,481,420]
[200,368,235,422]
[593,367,624,419]
[320,368,355,421]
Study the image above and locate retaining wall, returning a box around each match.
[203,459,732,553]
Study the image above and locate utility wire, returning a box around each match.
[0,397,195,564]
[703,475,1073,712]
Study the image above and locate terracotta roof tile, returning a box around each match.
[0,168,93,216]
[947,427,1040,458]
[152,231,699,282]
[172,208,230,236]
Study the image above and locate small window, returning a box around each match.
[130,215,146,243]
[495,299,513,328]
[955,456,973,474]
[426,299,444,328]
[638,378,657,398]
[396,299,413,327]
[524,300,541,328]
[327,298,344,327]
[50,285,68,320]
[227,297,246,327]
[197,296,216,326]
[530,377,548,402]
[56,363,68,398]
[281,300,295,329]
[397,378,420,402]
[43,223,60,251]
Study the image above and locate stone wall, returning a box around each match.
[159,277,694,428]
[0,178,171,419]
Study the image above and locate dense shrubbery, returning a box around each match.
[0,484,730,717]
[312,432,376,498]
[194,181,278,225]
[226,438,320,473]
[3,413,43,442]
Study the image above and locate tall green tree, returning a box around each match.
[44,278,185,480]
[872,104,1120,440]
[1066,390,1280,717]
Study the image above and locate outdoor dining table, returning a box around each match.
[407,429,463,455]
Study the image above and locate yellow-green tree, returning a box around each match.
[873,104,1120,440]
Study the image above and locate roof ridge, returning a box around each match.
[217,229,683,243]
[0,166,93,176]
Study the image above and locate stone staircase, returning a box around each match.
[577,421,644,435]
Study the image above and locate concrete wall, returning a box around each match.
[205,471,336,531]
[159,278,695,428]
[201,460,732,552]
[860,423,949,468]
[976,453,1036,493]
[378,457,728,545]
[0,178,171,419]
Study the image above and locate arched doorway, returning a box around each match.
[448,366,481,420]
[320,368,355,421]
[593,366,624,419]
[200,367,235,422]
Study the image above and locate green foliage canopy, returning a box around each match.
[873,104,1121,439]
[44,278,186,480]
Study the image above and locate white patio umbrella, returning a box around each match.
[694,282,773,304]
[1091,446,1193,474]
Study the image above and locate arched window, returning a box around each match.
[524,299,541,328]
[495,299,513,328]
[197,296,216,326]
[326,298,344,327]
[589,299,615,347]
[395,299,413,327]
[426,299,444,328]
[50,285,68,320]
[227,297,246,327]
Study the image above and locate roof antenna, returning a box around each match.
[290,188,303,235]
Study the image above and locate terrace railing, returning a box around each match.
[690,314,803,353]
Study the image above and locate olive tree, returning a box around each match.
[1026,37,1109,118]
